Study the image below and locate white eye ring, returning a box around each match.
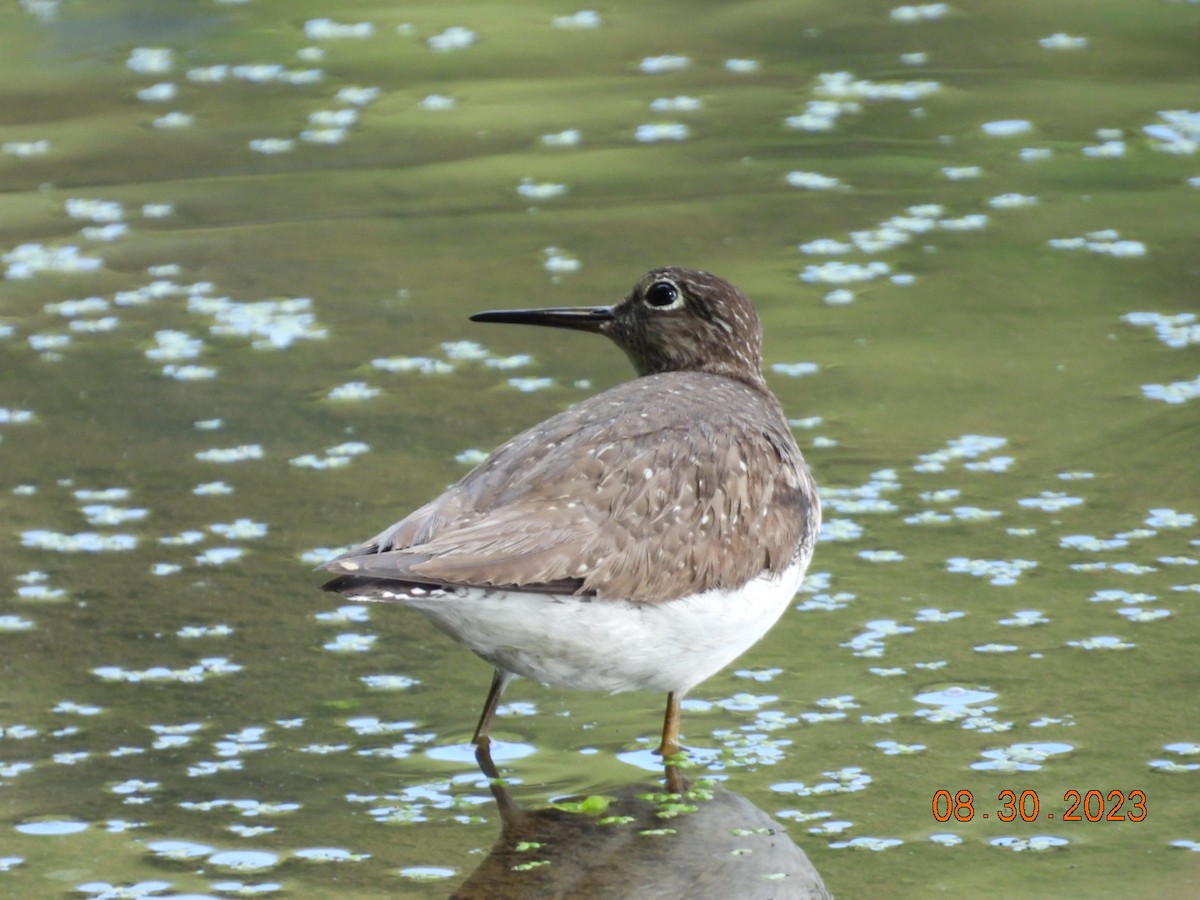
[644,279,683,309]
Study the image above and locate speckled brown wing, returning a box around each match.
[323,371,819,604]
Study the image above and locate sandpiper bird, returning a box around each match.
[321,267,821,756]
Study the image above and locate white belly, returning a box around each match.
[354,559,808,695]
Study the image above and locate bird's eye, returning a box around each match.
[645,280,680,308]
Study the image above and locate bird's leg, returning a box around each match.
[656,690,684,758]
[472,668,513,747]
[474,740,501,781]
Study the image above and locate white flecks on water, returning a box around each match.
[1,5,1195,897]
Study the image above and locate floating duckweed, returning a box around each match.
[541,129,581,147]
[159,530,205,546]
[551,10,601,29]
[772,767,872,799]
[1060,534,1129,552]
[372,355,454,373]
[639,55,690,74]
[821,288,854,305]
[799,238,852,255]
[18,584,66,600]
[177,624,234,638]
[816,695,861,711]
[304,18,374,39]
[815,71,941,102]
[800,260,891,285]
[0,408,36,427]
[126,47,173,74]
[1067,635,1135,650]
[1123,311,1200,349]
[162,363,216,380]
[427,26,476,52]
[1083,139,1126,158]
[786,171,844,190]
[1148,759,1200,773]
[1141,374,1200,404]
[212,881,285,894]
[859,549,905,562]
[209,519,267,540]
[981,119,1033,137]
[818,518,863,541]
[315,605,370,624]
[796,591,855,612]
[80,504,148,526]
[360,674,420,690]
[323,633,377,653]
[346,716,416,735]
[22,530,138,552]
[418,94,456,111]
[1049,229,1146,257]
[941,166,981,181]
[725,58,760,73]
[294,847,369,862]
[53,700,102,715]
[153,112,194,129]
[999,610,1048,626]
[5,243,102,279]
[1144,110,1200,155]
[193,481,233,496]
[915,435,1007,472]
[301,127,347,145]
[829,836,903,851]
[842,619,914,657]
[1039,33,1087,49]
[1019,491,1083,511]
[771,362,819,377]
[517,179,567,200]
[890,3,949,22]
[3,140,49,157]
[808,819,853,835]
[94,657,242,683]
[974,741,1073,773]
[915,608,964,623]
[209,850,281,871]
[915,686,998,708]
[651,96,702,113]
[195,444,263,463]
[938,213,990,231]
[946,557,1037,585]
[196,547,244,566]
[1117,607,1171,622]
[145,840,211,861]
[336,85,380,106]
[508,376,555,392]
[991,836,1070,852]
[137,82,176,102]
[250,138,295,154]
[989,193,1038,208]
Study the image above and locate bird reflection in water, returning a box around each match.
[449,742,832,899]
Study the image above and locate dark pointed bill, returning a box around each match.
[470,305,615,333]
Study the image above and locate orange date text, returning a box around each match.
[931,789,1147,823]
